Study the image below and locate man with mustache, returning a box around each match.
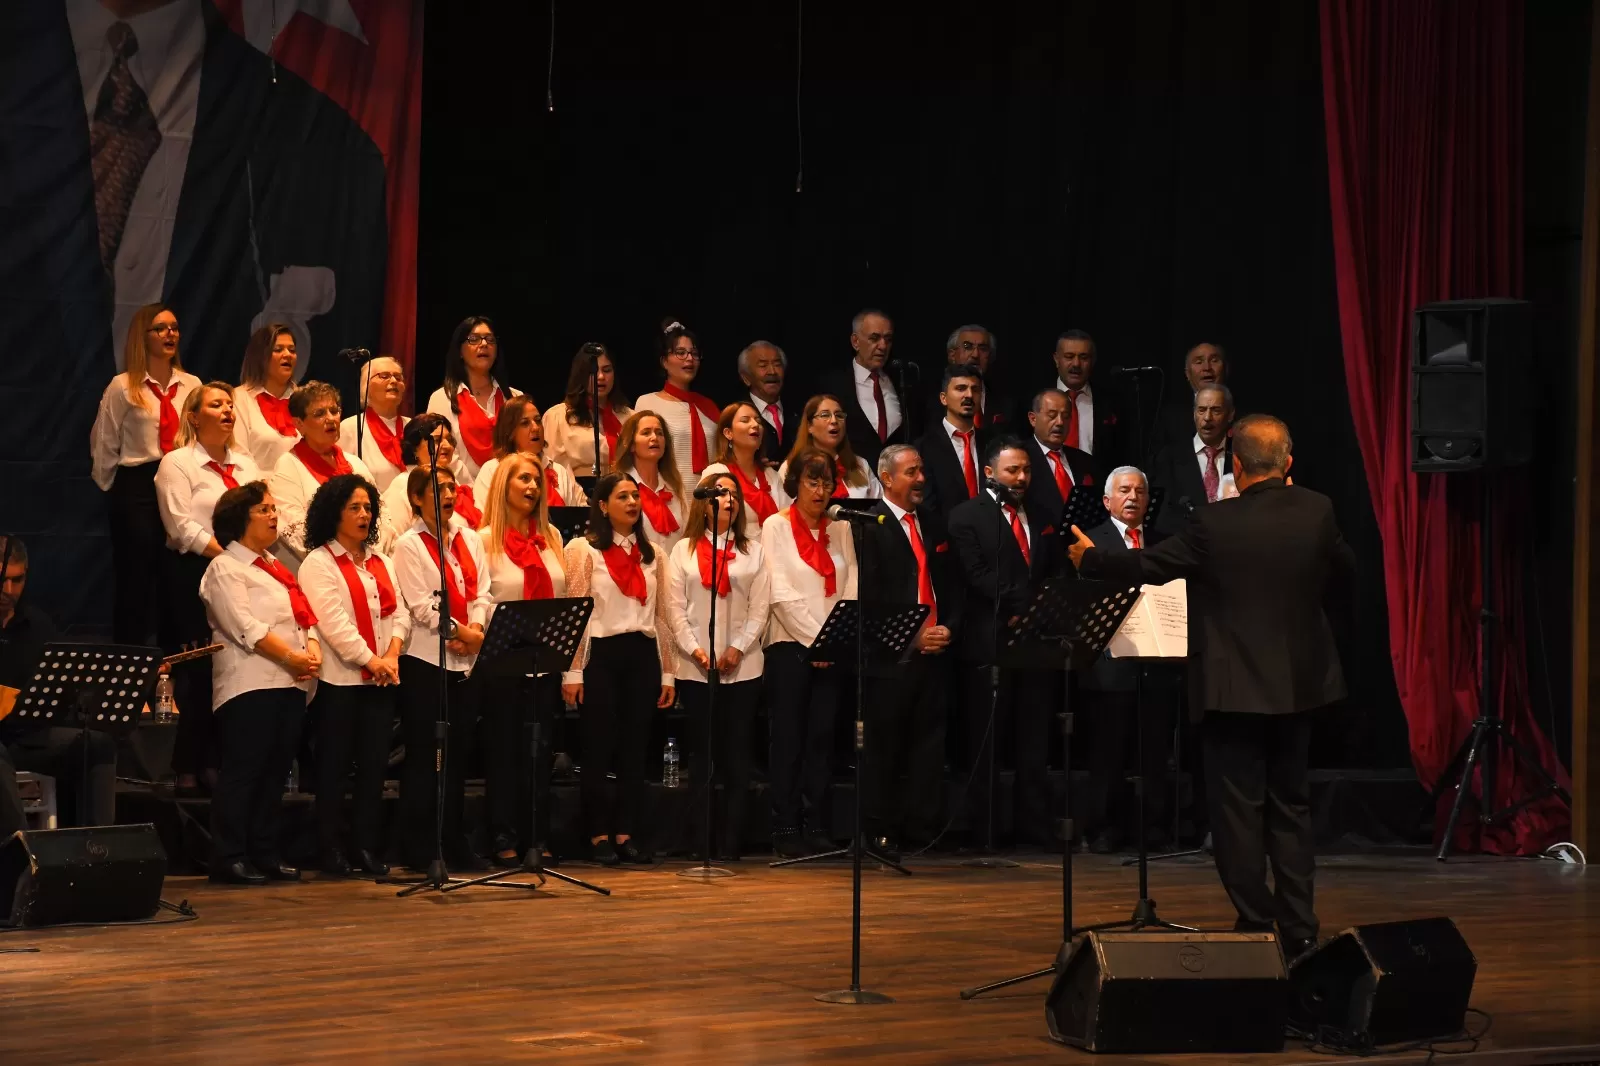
[821,308,910,469]
[1150,383,1236,535]
[739,340,797,466]
[917,365,989,524]
[1049,329,1121,463]
[1155,341,1234,458]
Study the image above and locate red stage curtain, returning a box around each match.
[1320,0,1568,853]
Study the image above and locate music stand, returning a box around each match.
[958,579,1139,1000]
[548,506,590,546]
[439,597,609,897]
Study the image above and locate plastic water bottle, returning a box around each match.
[154,668,175,724]
[286,760,300,794]
[663,738,681,789]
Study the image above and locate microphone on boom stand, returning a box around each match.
[341,347,374,467]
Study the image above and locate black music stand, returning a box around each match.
[548,505,590,546]
[439,597,609,897]
[958,579,1139,1000]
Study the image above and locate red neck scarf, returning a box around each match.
[661,383,721,471]
[452,484,481,529]
[788,506,836,596]
[365,409,405,470]
[728,461,777,525]
[205,460,239,489]
[291,438,352,485]
[600,405,623,465]
[697,536,736,598]
[254,390,297,437]
[455,384,502,467]
[419,528,479,624]
[831,457,851,500]
[503,525,555,600]
[636,475,679,535]
[145,380,180,453]
[329,546,396,679]
[601,541,649,604]
[543,463,566,507]
[251,556,318,629]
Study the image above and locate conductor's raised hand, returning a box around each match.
[1067,524,1095,570]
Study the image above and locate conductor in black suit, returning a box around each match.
[916,364,987,524]
[1068,415,1354,958]
[947,437,1063,849]
[857,444,961,857]
[1149,384,1235,535]
[738,340,798,466]
[1021,388,1098,528]
[820,309,910,470]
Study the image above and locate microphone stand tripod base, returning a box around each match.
[959,852,1020,869]
[816,988,894,1005]
[677,863,737,880]
[392,858,459,897]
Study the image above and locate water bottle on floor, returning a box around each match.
[663,738,680,788]
[153,667,175,724]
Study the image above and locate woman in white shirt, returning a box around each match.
[634,321,720,491]
[665,472,771,862]
[391,466,492,872]
[701,401,789,536]
[233,323,302,474]
[611,411,686,555]
[543,344,634,481]
[761,448,859,859]
[778,394,881,501]
[378,414,477,553]
[155,382,263,795]
[298,473,407,878]
[560,471,677,866]
[339,355,410,492]
[479,454,568,866]
[425,316,524,485]
[471,396,587,513]
[90,302,202,644]
[270,381,375,572]
[199,481,321,885]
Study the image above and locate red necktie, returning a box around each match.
[146,380,180,453]
[765,403,784,443]
[1048,451,1071,500]
[503,525,555,600]
[291,438,352,485]
[602,542,649,603]
[1128,527,1142,549]
[1065,389,1083,450]
[330,547,396,679]
[662,383,722,471]
[364,409,406,470]
[696,537,736,598]
[419,530,478,624]
[1203,445,1222,503]
[637,479,679,534]
[870,370,888,442]
[204,460,239,489]
[455,385,500,468]
[1005,505,1031,567]
[953,429,978,498]
[252,556,318,630]
[902,514,937,626]
[255,391,297,437]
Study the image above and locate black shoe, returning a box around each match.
[320,849,352,878]
[870,836,903,864]
[448,850,491,873]
[615,839,653,864]
[257,861,302,882]
[772,830,807,859]
[1282,935,1319,963]
[803,829,835,854]
[354,849,390,877]
[591,839,620,866]
[210,860,267,885]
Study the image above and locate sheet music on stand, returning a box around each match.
[1106,579,1188,660]
[13,643,163,737]
[1061,486,1166,534]
[547,506,590,547]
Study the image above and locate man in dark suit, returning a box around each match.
[857,444,961,857]
[927,324,1017,431]
[916,364,987,524]
[1050,329,1121,465]
[1154,341,1233,458]
[738,339,798,466]
[1149,384,1235,534]
[1021,388,1099,529]
[1077,466,1177,852]
[1068,415,1355,958]
[948,438,1064,849]
[820,309,912,470]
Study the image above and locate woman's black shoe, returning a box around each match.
[354,849,390,877]
[615,839,653,864]
[210,860,267,885]
[257,861,302,882]
[448,850,491,873]
[591,840,620,866]
[320,850,353,878]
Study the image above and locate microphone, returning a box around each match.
[580,341,604,359]
[985,477,1019,508]
[827,503,886,524]
[339,347,372,363]
[1175,495,1195,515]
[692,485,732,500]
[885,359,920,376]
[1104,365,1161,376]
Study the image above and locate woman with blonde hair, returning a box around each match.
[612,410,686,554]
[90,302,202,643]
[777,395,881,500]
[234,323,303,473]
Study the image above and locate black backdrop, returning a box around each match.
[419,0,1406,765]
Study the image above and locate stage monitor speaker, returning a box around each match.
[1288,917,1477,1047]
[0,824,166,928]
[1044,931,1288,1053]
[1411,298,1533,472]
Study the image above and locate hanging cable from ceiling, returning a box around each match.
[795,0,804,193]
[547,0,557,113]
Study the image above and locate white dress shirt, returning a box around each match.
[852,360,903,439]
[393,520,492,674]
[624,465,688,555]
[634,390,720,490]
[89,371,203,490]
[67,0,203,356]
[298,541,411,688]
[1054,378,1098,455]
[199,542,316,709]
[1108,516,1146,550]
[760,509,859,647]
[339,411,410,493]
[541,402,634,479]
[776,455,882,500]
[233,383,300,473]
[700,461,793,537]
[425,381,524,483]
[665,535,771,684]
[1193,433,1233,503]
[751,391,788,442]
[155,443,263,554]
[473,455,588,513]
[269,447,375,570]
[561,536,677,686]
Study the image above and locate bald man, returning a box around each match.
[1067,414,1355,960]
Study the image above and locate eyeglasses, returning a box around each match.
[668,348,701,361]
[811,410,847,422]
[147,325,180,337]
[249,505,278,517]
[956,340,991,353]
[369,371,404,383]
[464,334,498,348]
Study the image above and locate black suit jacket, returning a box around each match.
[924,388,1019,436]
[914,422,988,525]
[755,396,802,466]
[947,492,1063,664]
[1148,436,1233,536]
[1020,435,1099,532]
[821,362,915,470]
[856,501,962,673]
[1047,377,1123,467]
[1082,478,1355,717]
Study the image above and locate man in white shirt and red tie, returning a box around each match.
[822,308,907,469]
[1021,388,1098,531]
[916,365,987,524]
[1051,329,1120,463]
[739,340,797,467]
[271,381,373,570]
[1151,383,1236,534]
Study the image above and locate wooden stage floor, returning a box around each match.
[2,850,1597,1065]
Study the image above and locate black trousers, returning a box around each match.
[1202,710,1318,940]
[579,632,658,840]
[108,460,164,646]
[764,641,839,834]
[0,727,119,837]
[311,682,393,855]
[863,653,949,843]
[1081,685,1173,839]
[398,656,477,864]
[160,548,215,777]
[680,675,760,854]
[211,688,305,867]
[962,664,1057,847]
[481,670,559,851]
